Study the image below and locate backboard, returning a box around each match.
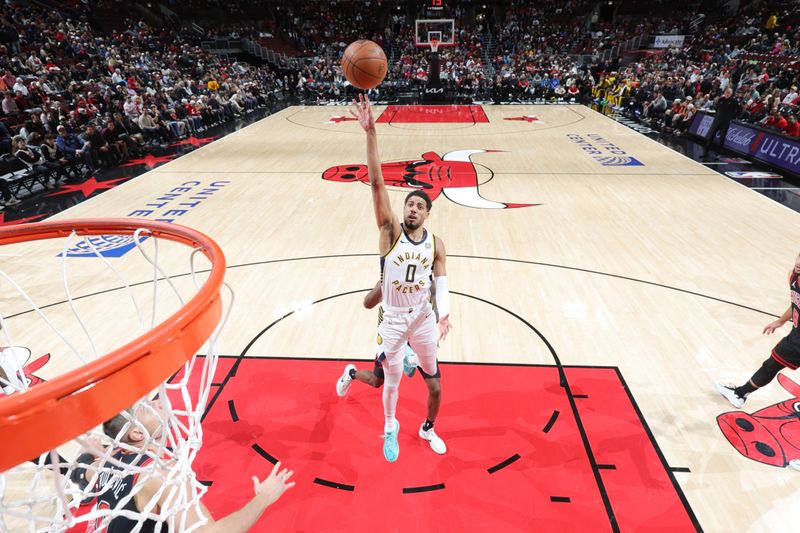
[414,19,455,47]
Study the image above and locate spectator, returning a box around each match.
[642,90,667,120]
[13,136,68,187]
[2,92,20,116]
[40,133,82,181]
[762,108,788,132]
[784,115,800,138]
[80,123,117,168]
[137,108,166,143]
[101,120,130,160]
[158,103,186,138]
[1,71,15,92]
[783,86,798,105]
[675,104,696,133]
[112,112,145,153]
[12,78,28,97]
[56,125,96,172]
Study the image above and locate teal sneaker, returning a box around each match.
[402,345,417,378]
[383,421,400,462]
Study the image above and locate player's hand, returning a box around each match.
[253,461,295,507]
[763,320,786,334]
[350,93,375,133]
[438,315,452,342]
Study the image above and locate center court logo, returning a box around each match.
[62,234,144,258]
[322,150,538,209]
[566,133,644,166]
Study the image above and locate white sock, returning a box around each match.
[382,362,402,431]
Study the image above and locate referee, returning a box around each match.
[702,87,740,159]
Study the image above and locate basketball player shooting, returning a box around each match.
[336,281,446,456]
[350,94,452,462]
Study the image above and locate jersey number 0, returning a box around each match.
[405,264,417,282]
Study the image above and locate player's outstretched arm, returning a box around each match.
[764,305,792,334]
[351,94,398,238]
[433,236,452,341]
[145,461,295,533]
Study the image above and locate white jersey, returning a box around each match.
[381,228,435,309]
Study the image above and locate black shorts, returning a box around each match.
[373,353,386,379]
[419,362,441,380]
[771,334,800,370]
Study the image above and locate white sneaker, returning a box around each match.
[714,382,747,409]
[419,423,447,454]
[336,364,356,397]
[788,459,800,472]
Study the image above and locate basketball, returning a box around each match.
[341,40,388,90]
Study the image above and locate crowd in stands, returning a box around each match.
[0,0,289,208]
[3,0,800,209]
[590,1,800,139]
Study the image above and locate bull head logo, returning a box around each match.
[0,346,51,393]
[322,150,538,210]
[717,374,800,471]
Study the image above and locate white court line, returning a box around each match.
[590,107,800,217]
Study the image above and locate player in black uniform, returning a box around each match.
[76,399,294,532]
[715,255,800,408]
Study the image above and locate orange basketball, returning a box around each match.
[341,40,388,90]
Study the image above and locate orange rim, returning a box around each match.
[0,219,225,472]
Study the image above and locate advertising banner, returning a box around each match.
[653,35,685,48]
[688,112,800,175]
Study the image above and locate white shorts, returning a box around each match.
[377,301,438,376]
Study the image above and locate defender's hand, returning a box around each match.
[253,461,295,507]
[763,320,786,335]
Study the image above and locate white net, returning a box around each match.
[0,224,231,532]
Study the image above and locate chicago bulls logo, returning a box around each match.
[504,115,542,123]
[322,150,538,209]
[0,346,51,394]
[717,374,800,471]
[326,116,358,124]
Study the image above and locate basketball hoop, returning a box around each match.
[430,38,440,53]
[0,218,230,531]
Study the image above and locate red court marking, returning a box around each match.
[376,105,489,123]
[171,359,698,532]
[565,368,697,532]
